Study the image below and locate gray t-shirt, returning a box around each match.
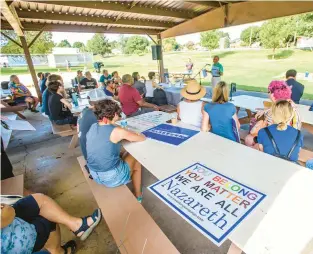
[133,80,146,96]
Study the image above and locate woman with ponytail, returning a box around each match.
[258,100,303,162]
[47,76,78,125]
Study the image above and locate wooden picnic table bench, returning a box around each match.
[50,122,78,149]
[77,156,179,254]
[1,99,27,119]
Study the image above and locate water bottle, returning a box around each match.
[120,112,127,128]
[71,92,79,107]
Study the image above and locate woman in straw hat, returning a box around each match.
[201,81,240,142]
[178,80,206,128]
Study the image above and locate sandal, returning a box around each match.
[61,240,76,254]
[73,208,102,241]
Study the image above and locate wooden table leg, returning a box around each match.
[227,243,242,254]
[69,134,79,149]
[302,123,313,135]
[15,111,26,119]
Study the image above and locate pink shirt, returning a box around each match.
[119,84,142,116]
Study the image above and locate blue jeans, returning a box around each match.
[55,116,78,125]
[306,159,313,170]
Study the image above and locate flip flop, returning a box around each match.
[73,208,102,241]
[61,240,76,254]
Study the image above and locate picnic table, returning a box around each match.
[122,114,313,254]
[218,95,313,134]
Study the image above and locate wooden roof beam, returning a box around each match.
[186,1,224,8]
[16,9,174,28]
[21,1,197,19]
[0,0,24,36]
[1,21,161,35]
[161,1,313,38]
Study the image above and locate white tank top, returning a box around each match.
[179,100,203,128]
[145,80,154,97]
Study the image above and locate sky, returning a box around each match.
[52,21,264,45]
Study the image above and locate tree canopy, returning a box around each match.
[240,26,261,46]
[57,39,71,48]
[72,41,86,52]
[1,31,55,54]
[124,36,149,55]
[200,31,219,51]
[163,38,180,52]
[86,34,111,56]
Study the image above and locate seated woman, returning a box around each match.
[1,193,101,254]
[201,81,240,142]
[112,71,122,86]
[48,78,78,125]
[78,72,98,92]
[245,80,301,148]
[258,100,303,162]
[178,80,206,128]
[86,99,145,202]
[144,72,162,103]
[9,75,39,112]
[132,72,146,97]
[104,80,118,100]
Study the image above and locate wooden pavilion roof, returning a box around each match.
[1,1,313,38]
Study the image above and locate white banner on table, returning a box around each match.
[148,163,266,246]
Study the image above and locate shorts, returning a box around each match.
[13,195,56,252]
[90,160,131,188]
[14,96,34,104]
[55,115,78,126]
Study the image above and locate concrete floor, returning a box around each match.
[7,111,235,254]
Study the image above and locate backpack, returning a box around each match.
[153,88,168,106]
[264,127,301,162]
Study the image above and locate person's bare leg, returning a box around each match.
[123,153,142,198]
[42,225,64,254]
[33,97,39,109]
[32,193,94,236]
[244,134,256,147]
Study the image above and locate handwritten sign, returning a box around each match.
[148,163,266,246]
[142,124,199,146]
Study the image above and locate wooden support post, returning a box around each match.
[157,34,165,83]
[19,36,42,102]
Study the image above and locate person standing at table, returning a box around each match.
[201,81,240,142]
[119,74,159,117]
[48,78,78,126]
[178,80,206,128]
[99,69,111,86]
[208,56,223,89]
[79,71,98,92]
[86,99,145,202]
[285,69,304,104]
[258,100,303,162]
[186,58,194,74]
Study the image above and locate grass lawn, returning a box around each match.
[1,49,313,99]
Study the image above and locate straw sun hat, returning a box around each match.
[181,79,206,100]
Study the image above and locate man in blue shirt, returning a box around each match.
[99,69,112,86]
[285,69,304,104]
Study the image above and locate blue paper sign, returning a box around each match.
[148,163,266,246]
[142,124,199,146]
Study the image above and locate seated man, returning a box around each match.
[118,74,159,117]
[99,69,111,87]
[9,75,39,113]
[78,72,98,92]
[285,69,304,104]
[48,76,78,125]
[1,193,101,254]
[132,72,146,97]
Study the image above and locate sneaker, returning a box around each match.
[31,109,39,113]
[137,196,143,203]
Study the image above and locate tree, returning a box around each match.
[240,26,261,46]
[163,38,180,51]
[1,30,55,54]
[117,35,129,54]
[73,41,87,52]
[259,19,289,57]
[124,36,149,55]
[200,31,219,56]
[185,41,195,50]
[86,34,111,56]
[57,39,71,48]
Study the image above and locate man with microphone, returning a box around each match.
[208,55,223,89]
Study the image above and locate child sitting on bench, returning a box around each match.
[86,99,145,202]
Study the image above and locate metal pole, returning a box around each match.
[157,34,165,83]
[19,36,42,102]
